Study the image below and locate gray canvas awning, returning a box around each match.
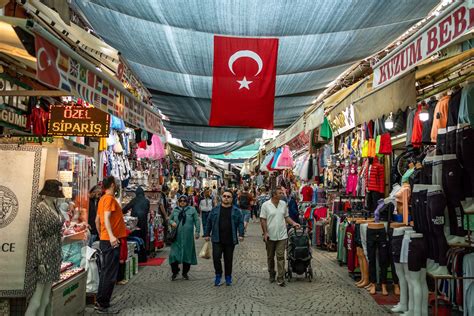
[71,0,439,142]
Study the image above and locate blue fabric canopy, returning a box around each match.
[72,0,439,142]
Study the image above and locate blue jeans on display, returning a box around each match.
[202,211,210,235]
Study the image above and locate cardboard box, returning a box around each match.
[48,270,86,316]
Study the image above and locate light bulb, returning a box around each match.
[419,109,429,122]
[384,120,394,130]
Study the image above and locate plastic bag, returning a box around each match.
[199,241,211,259]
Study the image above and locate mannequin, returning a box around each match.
[355,219,370,288]
[26,180,64,316]
[389,222,407,296]
[366,222,388,295]
[405,233,429,316]
[391,226,413,313]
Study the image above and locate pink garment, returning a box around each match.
[149,135,165,160]
[276,145,294,168]
[346,174,358,196]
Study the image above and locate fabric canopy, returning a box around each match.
[72,0,439,142]
[181,140,254,155]
[209,142,261,160]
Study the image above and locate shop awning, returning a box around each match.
[327,77,372,119]
[0,18,36,69]
[352,72,416,125]
[273,115,305,148]
[167,142,193,161]
[416,49,474,82]
[71,0,439,142]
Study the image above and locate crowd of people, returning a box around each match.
[89,176,302,314]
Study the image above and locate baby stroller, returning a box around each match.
[286,223,313,282]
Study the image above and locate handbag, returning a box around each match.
[199,241,211,259]
[168,219,181,243]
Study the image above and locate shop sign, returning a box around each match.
[0,75,29,112]
[0,145,45,297]
[34,35,164,136]
[18,136,54,144]
[48,106,110,137]
[373,1,474,88]
[0,105,28,129]
[330,104,355,136]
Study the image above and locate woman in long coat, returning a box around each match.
[169,195,200,280]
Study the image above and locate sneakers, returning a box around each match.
[214,274,222,286]
[225,275,232,286]
[277,281,286,287]
[182,274,189,280]
[94,304,119,314]
[171,273,178,281]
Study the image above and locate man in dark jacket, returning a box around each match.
[204,189,244,287]
[123,187,150,262]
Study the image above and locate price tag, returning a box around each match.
[58,171,73,183]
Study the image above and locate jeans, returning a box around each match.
[367,228,388,284]
[387,228,399,284]
[266,239,286,283]
[201,211,210,235]
[212,242,235,277]
[242,210,251,223]
[171,262,190,276]
[97,241,120,308]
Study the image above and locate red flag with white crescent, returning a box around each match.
[210,36,279,129]
[35,35,71,92]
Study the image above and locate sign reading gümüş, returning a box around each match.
[48,105,110,137]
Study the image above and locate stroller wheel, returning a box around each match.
[308,267,314,282]
[286,267,292,282]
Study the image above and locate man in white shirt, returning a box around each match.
[260,187,300,286]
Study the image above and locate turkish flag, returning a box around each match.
[210,36,278,129]
[35,35,61,89]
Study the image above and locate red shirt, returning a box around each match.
[301,185,313,202]
[411,104,423,148]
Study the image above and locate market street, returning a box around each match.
[85,222,390,316]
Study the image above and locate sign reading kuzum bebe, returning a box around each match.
[373,2,474,88]
[48,106,110,137]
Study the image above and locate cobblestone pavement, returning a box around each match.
[86,222,391,316]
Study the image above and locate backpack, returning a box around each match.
[239,193,250,210]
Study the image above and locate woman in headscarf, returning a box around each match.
[123,186,150,262]
[168,195,200,280]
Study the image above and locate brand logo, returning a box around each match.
[432,216,445,226]
[0,185,19,228]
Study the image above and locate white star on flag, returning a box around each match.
[237,76,252,90]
